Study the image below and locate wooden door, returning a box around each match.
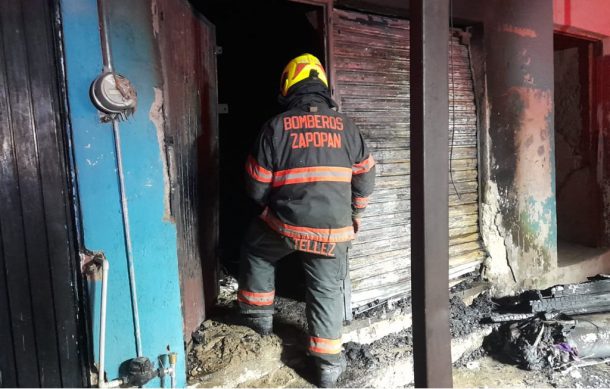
[154,0,220,338]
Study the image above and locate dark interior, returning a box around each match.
[553,33,603,248]
[193,0,326,297]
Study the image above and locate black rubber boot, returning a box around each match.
[317,355,346,388]
[241,314,273,336]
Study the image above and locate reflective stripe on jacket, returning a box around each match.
[245,94,375,243]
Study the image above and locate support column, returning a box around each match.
[410,0,453,387]
[481,0,557,291]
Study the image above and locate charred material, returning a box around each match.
[484,317,574,370]
[450,292,493,337]
[484,316,610,371]
[490,277,610,322]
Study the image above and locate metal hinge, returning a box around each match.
[214,46,223,55]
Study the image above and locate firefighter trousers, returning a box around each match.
[238,218,349,364]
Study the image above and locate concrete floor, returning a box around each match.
[553,241,610,285]
[453,356,610,388]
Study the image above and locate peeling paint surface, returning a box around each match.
[476,0,558,292]
[509,87,557,255]
[149,87,172,222]
[62,0,186,386]
[510,87,557,282]
[511,87,553,203]
[151,0,160,37]
[480,181,516,294]
[482,86,557,290]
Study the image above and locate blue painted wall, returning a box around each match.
[61,0,186,386]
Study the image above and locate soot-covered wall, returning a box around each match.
[453,0,558,292]
[328,0,560,292]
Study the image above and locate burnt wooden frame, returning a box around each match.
[289,0,336,101]
[155,1,220,336]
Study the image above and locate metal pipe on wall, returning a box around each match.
[96,0,143,358]
[99,259,109,388]
[97,0,113,73]
[110,119,143,357]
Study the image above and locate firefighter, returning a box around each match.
[238,53,375,387]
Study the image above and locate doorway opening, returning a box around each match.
[553,33,603,254]
[193,0,327,299]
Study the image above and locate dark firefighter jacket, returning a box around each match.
[245,81,375,244]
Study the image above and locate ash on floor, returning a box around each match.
[454,346,489,369]
[191,274,500,387]
[340,328,413,387]
[450,291,494,337]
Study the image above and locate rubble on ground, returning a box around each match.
[341,328,413,387]
[484,316,575,370]
[189,275,610,387]
[483,315,610,371]
[343,328,413,371]
[456,276,610,387]
[453,346,488,368]
[188,278,492,387]
[450,292,493,337]
[188,320,284,386]
[188,287,316,387]
[216,274,238,307]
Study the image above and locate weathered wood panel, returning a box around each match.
[155,1,219,338]
[332,8,484,309]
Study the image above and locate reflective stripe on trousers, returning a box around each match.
[239,219,348,363]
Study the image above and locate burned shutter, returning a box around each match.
[331,9,485,309]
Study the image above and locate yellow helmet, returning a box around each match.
[280,53,328,96]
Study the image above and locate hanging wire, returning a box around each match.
[449,0,462,200]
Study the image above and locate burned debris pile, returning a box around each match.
[485,317,575,370]
[188,274,610,387]
[450,292,493,337]
[484,315,610,372]
[483,276,610,372]
[490,276,610,322]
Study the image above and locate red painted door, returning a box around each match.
[154,0,219,338]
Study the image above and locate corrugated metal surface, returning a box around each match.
[155,0,219,338]
[331,8,484,308]
[0,1,85,386]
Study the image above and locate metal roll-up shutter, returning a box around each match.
[331,9,485,309]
